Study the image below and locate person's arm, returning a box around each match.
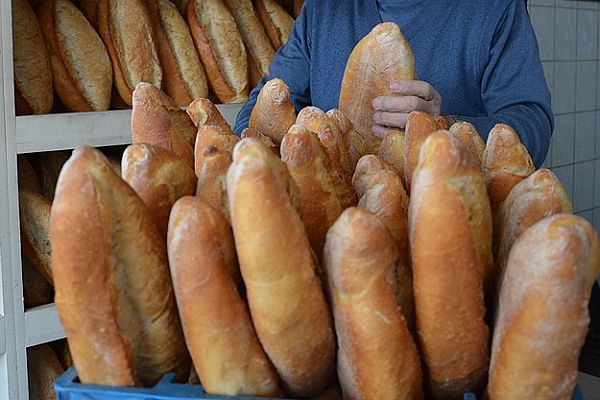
[233,1,313,134]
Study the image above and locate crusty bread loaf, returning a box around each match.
[326,109,369,169]
[403,111,441,192]
[409,131,491,398]
[352,155,413,329]
[186,98,232,132]
[495,169,572,293]
[227,138,335,397]
[195,124,240,155]
[27,345,64,400]
[339,23,415,151]
[131,82,197,168]
[296,107,356,209]
[23,261,53,308]
[255,0,294,49]
[167,197,280,396]
[50,146,189,386]
[324,207,423,400]
[145,0,208,106]
[37,151,71,202]
[122,143,197,238]
[78,0,98,28]
[249,78,296,144]
[488,214,600,400]
[482,124,535,231]
[241,127,279,155]
[281,124,342,259]
[19,190,53,284]
[18,155,42,194]
[97,0,161,106]
[188,0,248,103]
[449,122,485,168]
[378,129,405,180]
[13,0,53,115]
[38,0,112,111]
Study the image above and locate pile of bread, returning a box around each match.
[26,342,72,400]
[13,0,300,115]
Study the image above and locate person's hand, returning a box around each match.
[372,80,442,138]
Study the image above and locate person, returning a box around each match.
[233,0,553,168]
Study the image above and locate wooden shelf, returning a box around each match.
[24,304,65,348]
[16,104,243,154]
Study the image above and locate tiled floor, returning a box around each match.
[579,372,600,400]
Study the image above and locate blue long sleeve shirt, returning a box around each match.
[234,0,553,167]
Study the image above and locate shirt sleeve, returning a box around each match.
[232,1,313,135]
[457,0,553,168]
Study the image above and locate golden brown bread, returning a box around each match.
[18,155,42,194]
[19,190,53,284]
[255,0,294,49]
[38,0,112,112]
[409,131,491,398]
[195,124,240,155]
[122,143,197,238]
[378,129,405,180]
[280,124,342,259]
[488,214,600,400]
[50,146,189,386]
[324,207,423,400]
[296,106,357,209]
[167,197,280,396]
[188,0,248,103]
[146,0,208,106]
[97,0,162,106]
[495,169,572,294]
[241,127,279,155]
[37,151,71,202]
[249,78,297,144]
[186,98,232,132]
[78,0,98,28]
[352,155,414,329]
[27,345,64,400]
[23,261,53,308]
[403,111,441,192]
[326,109,369,169]
[227,138,336,397]
[339,22,415,151]
[13,0,53,115]
[131,82,197,168]
[448,122,485,168]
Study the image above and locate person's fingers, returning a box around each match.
[390,80,438,101]
[372,96,427,113]
[373,112,409,129]
[371,124,390,139]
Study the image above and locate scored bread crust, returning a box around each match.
[19,190,53,284]
[255,0,294,49]
[448,122,485,168]
[403,111,441,192]
[186,98,232,131]
[249,78,297,144]
[378,130,405,180]
[326,109,368,169]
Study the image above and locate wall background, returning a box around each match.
[528,0,600,231]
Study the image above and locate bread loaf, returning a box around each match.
[281,124,342,259]
[227,138,336,397]
[186,98,232,132]
[403,111,441,192]
[38,151,71,202]
[241,127,279,155]
[378,129,405,180]
[38,0,112,112]
[23,261,53,308]
[27,345,64,400]
[195,124,240,155]
[255,0,294,49]
[409,132,491,398]
[51,146,189,386]
[78,0,98,28]
[98,0,161,106]
[145,0,208,106]
[324,207,423,400]
[188,0,248,103]
[122,143,197,238]
[13,0,53,115]
[18,155,42,194]
[488,214,600,400]
[296,107,356,209]
[326,109,369,169]
[249,78,296,144]
[167,197,280,396]
[131,82,197,168]
[339,23,415,151]
[19,190,53,284]
[448,122,485,168]
[352,155,413,329]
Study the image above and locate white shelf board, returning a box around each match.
[24,304,65,348]
[16,103,243,154]
[0,315,5,354]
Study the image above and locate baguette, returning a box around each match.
[378,129,405,179]
[324,207,423,400]
[339,22,415,151]
[195,124,240,155]
[12,0,53,115]
[19,190,53,284]
[38,151,71,202]
[352,155,413,329]
[23,261,53,308]
[186,98,232,132]
[403,111,441,192]
[188,0,248,103]
[409,131,491,398]
[27,345,64,400]
[38,0,112,112]
[255,0,294,49]
[97,0,161,106]
[296,107,356,209]
[249,78,296,144]
[78,0,98,28]
[448,122,485,168]
[146,0,208,106]
[17,155,42,194]
[241,127,279,155]
[167,197,280,396]
[488,214,600,400]
[227,138,336,397]
[122,143,197,238]
[195,146,232,221]
[131,82,197,168]
[50,146,189,386]
[326,109,369,169]
[281,124,342,259]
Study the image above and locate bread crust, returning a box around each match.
[249,78,296,144]
[326,109,369,169]
[186,98,232,131]
[378,129,405,180]
[19,190,53,284]
[27,345,64,400]
[403,111,441,192]
[448,122,485,168]
[255,0,293,49]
